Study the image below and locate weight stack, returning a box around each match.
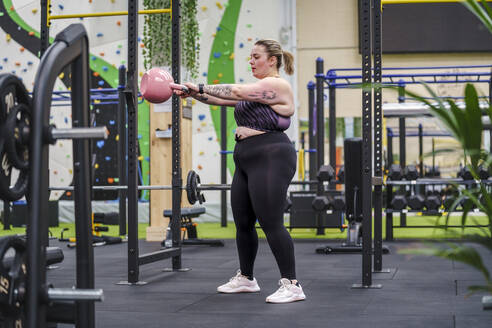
[344,138,363,222]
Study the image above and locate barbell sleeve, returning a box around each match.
[50,127,109,140]
[47,288,104,302]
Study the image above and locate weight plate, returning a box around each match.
[186,170,198,205]
[0,140,29,201]
[0,236,27,322]
[0,74,31,201]
[5,103,30,170]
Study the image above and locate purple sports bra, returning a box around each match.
[234,101,291,132]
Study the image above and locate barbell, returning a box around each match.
[49,170,322,205]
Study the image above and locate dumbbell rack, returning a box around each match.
[385,178,492,240]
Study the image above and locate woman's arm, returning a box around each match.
[201,78,294,116]
[191,92,238,106]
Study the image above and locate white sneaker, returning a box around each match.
[265,278,306,303]
[217,270,261,293]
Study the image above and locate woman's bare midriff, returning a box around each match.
[235,126,266,140]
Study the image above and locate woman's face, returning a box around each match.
[249,45,277,79]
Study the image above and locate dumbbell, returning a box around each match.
[312,196,330,211]
[479,165,490,180]
[390,194,407,211]
[312,194,345,211]
[459,165,489,180]
[330,195,346,211]
[425,165,441,178]
[388,164,403,180]
[424,194,442,211]
[404,165,419,181]
[140,67,189,103]
[407,194,425,210]
[317,165,335,182]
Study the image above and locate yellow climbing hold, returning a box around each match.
[201,6,207,11]
[216,2,223,9]
[6,34,11,42]
[217,73,223,78]
[32,8,38,14]
[229,53,235,60]
[59,72,64,79]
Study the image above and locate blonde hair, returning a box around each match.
[255,39,294,75]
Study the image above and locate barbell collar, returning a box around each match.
[47,288,104,302]
[50,126,109,141]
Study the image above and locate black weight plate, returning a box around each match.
[0,74,31,122]
[5,103,30,170]
[0,140,29,202]
[0,74,31,201]
[0,236,27,319]
[195,173,205,204]
[186,170,197,205]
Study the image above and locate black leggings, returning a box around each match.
[231,132,297,280]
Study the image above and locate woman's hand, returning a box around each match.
[172,82,199,98]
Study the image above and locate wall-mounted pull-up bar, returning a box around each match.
[46,0,171,26]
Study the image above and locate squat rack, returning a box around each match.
[40,0,184,284]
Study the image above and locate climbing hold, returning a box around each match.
[216,2,223,9]
[96,33,103,37]
[6,34,11,42]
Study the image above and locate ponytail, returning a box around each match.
[282,50,294,75]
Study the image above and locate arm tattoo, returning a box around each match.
[247,90,277,100]
[203,85,233,98]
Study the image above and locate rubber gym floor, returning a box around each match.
[50,239,492,328]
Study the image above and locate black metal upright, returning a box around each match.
[170,0,183,269]
[386,128,394,241]
[418,124,424,177]
[126,0,139,284]
[71,29,95,327]
[29,23,94,328]
[372,0,384,274]
[40,0,49,56]
[221,106,228,227]
[397,81,406,227]
[2,201,9,230]
[355,0,373,288]
[307,81,316,188]
[315,58,325,235]
[118,66,127,236]
[328,71,337,190]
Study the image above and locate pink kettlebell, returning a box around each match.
[140,68,189,103]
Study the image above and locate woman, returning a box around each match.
[173,39,305,304]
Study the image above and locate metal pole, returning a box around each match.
[372,0,384,273]
[398,81,406,227]
[328,71,337,190]
[220,106,227,227]
[386,128,394,241]
[315,58,325,236]
[126,0,139,284]
[307,81,316,190]
[419,123,423,178]
[171,0,183,270]
[118,65,127,236]
[357,0,373,288]
[3,201,9,230]
[40,0,49,56]
[71,35,95,328]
